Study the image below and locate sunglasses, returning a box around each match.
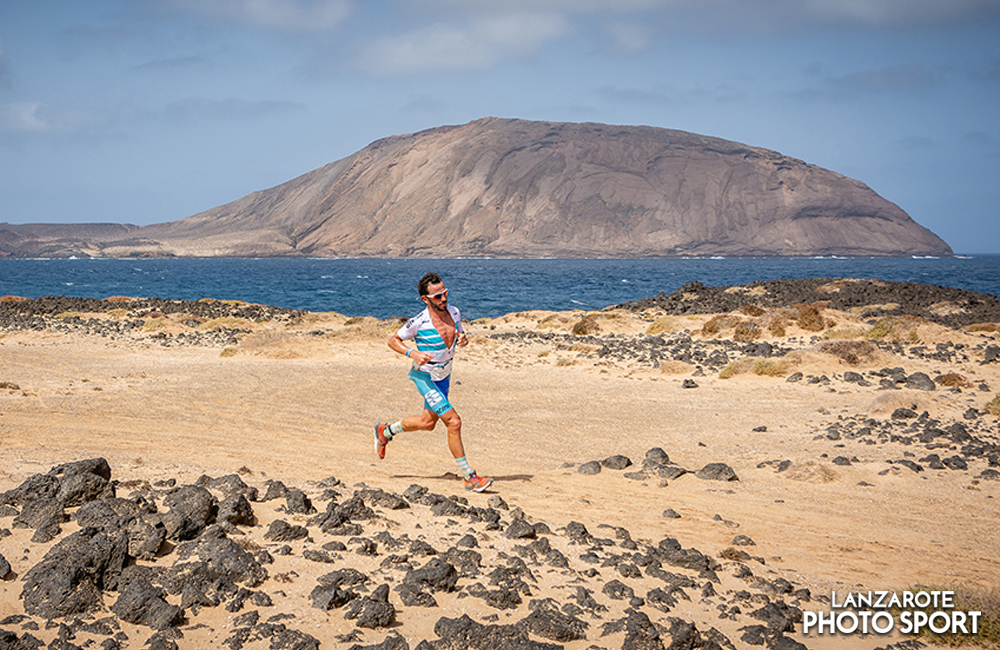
[426,288,448,300]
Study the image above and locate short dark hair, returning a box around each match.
[418,272,443,296]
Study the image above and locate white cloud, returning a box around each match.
[357,12,569,75]
[343,0,1000,79]
[797,0,1000,27]
[163,0,354,32]
[423,0,1000,32]
[0,102,94,133]
[604,21,652,54]
[0,103,48,132]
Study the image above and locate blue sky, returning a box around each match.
[1,0,999,254]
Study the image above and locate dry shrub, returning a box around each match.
[105,295,136,303]
[850,303,900,320]
[200,316,254,330]
[328,317,399,342]
[719,357,796,379]
[719,360,752,379]
[795,303,829,332]
[966,322,997,333]
[817,340,879,366]
[0,295,27,303]
[141,316,169,331]
[987,394,1000,417]
[760,310,791,337]
[733,321,761,342]
[538,314,573,329]
[701,314,743,336]
[822,327,865,340]
[572,316,601,336]
[646,317,674,336]
[199,297,250,307]
[769,322,786,337]
[751,357,799,377]
[238,331,333,359]
[719,547,749,562]
[865,315,924,343]
[937,373,972,388]
[865,317,897,340]
[555,358,576,367]
[658,360,694,375]
[739,304,766,317]
[220,348,237,358]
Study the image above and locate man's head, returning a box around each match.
[419,272,448,312]
[418,272,443,297]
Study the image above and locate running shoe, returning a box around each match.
[463,473,493,492]
[373,422,390,460]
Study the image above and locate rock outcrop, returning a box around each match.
[1,118,952,258]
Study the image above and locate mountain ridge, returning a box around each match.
[0,117,952,258]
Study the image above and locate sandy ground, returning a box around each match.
[1,303,998,649]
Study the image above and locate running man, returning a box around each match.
[374,273,493,492]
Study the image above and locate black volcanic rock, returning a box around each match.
[616,277,1000,328]
[111,577,184,630]
[21,527,130,618]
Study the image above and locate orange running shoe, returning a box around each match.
[463,473,493,492]
[373,422,390,460]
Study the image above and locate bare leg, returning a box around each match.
[399,407,465,462]
[402,409,438,432]
[438,409,464,459]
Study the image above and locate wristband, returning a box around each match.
[405,349,411,357]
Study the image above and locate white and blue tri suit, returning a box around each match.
[397,305,463,417]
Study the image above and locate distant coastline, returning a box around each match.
[1,257,997,320]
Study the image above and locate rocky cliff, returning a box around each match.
[1,118,952,258]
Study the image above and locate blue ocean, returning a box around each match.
[1,257,998,320]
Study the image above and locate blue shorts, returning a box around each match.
[408,368,453,417]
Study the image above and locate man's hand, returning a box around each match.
[409,349,434,365]
[457,332,469,348]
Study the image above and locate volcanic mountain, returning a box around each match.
[1,117,952,258]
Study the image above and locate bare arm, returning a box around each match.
[388,333,433,365]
